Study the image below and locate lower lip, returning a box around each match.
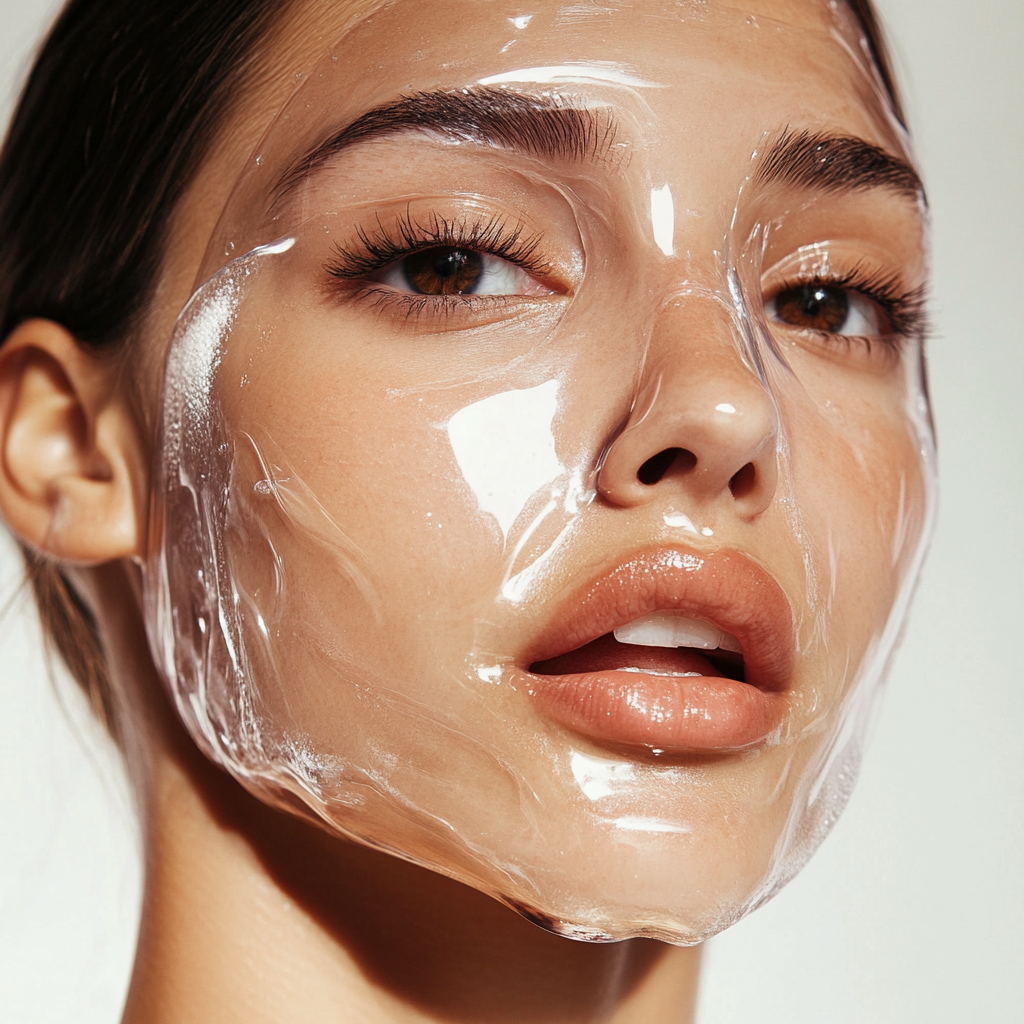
[523,548,793,754]
[525,668,784,753]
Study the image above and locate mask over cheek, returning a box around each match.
[143,0,936,944]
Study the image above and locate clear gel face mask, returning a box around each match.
[144,0,935,944]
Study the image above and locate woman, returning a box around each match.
[0,1,934,1021]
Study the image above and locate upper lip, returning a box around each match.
[523,546,794,691]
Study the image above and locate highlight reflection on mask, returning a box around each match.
[144,0,935,944]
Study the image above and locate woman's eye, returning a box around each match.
[372,246,552,297]
[768,283,889,336]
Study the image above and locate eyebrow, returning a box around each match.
[754,128,925,201]
[277,96,925,210]
[275,87,616,199]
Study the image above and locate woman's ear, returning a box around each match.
[0,319,146,563]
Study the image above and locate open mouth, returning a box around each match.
[531,612,747,682]
[522,548,793,753]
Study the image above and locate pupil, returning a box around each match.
[776,284,849,332]
[404,247,484,295]
[801,287,829,315]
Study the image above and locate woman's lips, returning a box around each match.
[523,548,794,753]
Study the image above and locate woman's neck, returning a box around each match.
[88,564,701,1024]
[123,756,701,1023]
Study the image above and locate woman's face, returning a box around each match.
[150,0,933,942]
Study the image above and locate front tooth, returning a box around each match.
[718,631,742,653]
[614,613,722,649]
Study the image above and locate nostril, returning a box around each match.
[728,462,757,499]
[637,447,696,486]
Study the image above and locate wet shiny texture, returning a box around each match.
[143,0,935,944]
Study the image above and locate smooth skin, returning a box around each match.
[0,0,923,1020]
[0,5,698,1021]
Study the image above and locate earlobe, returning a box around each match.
[0,319,146,563]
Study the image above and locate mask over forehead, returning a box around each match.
[144,0,935,944]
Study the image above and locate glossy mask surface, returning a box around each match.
[144,0,935,943]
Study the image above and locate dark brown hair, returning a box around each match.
[0,0,903,735]
[849,0,905,126]
[0,0,287,732]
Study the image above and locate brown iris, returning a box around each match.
[774,284,850,332]
[402,246,484,295]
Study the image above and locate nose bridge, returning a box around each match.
[597,292,779,515]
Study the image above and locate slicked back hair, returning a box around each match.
[0,0,904,736]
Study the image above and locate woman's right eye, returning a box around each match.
[370,246,555,297]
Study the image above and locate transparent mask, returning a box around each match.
[144,0,935,944]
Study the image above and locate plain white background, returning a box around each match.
[1,1,1021,1021]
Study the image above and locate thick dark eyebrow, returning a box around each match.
[754,128,925,201]
[275,87,616,199]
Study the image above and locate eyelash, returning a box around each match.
[323,215,929,345]
[772,264,930,342]
[324,210,550,284]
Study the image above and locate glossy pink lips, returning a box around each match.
[525,548,794,753]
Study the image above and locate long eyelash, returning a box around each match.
[324,209,548,280]
[786,262,931,340]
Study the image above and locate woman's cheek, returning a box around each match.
[787,386,926,676]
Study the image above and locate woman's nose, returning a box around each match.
[597,327,779,518]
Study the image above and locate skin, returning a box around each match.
[0,0,929,1021]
